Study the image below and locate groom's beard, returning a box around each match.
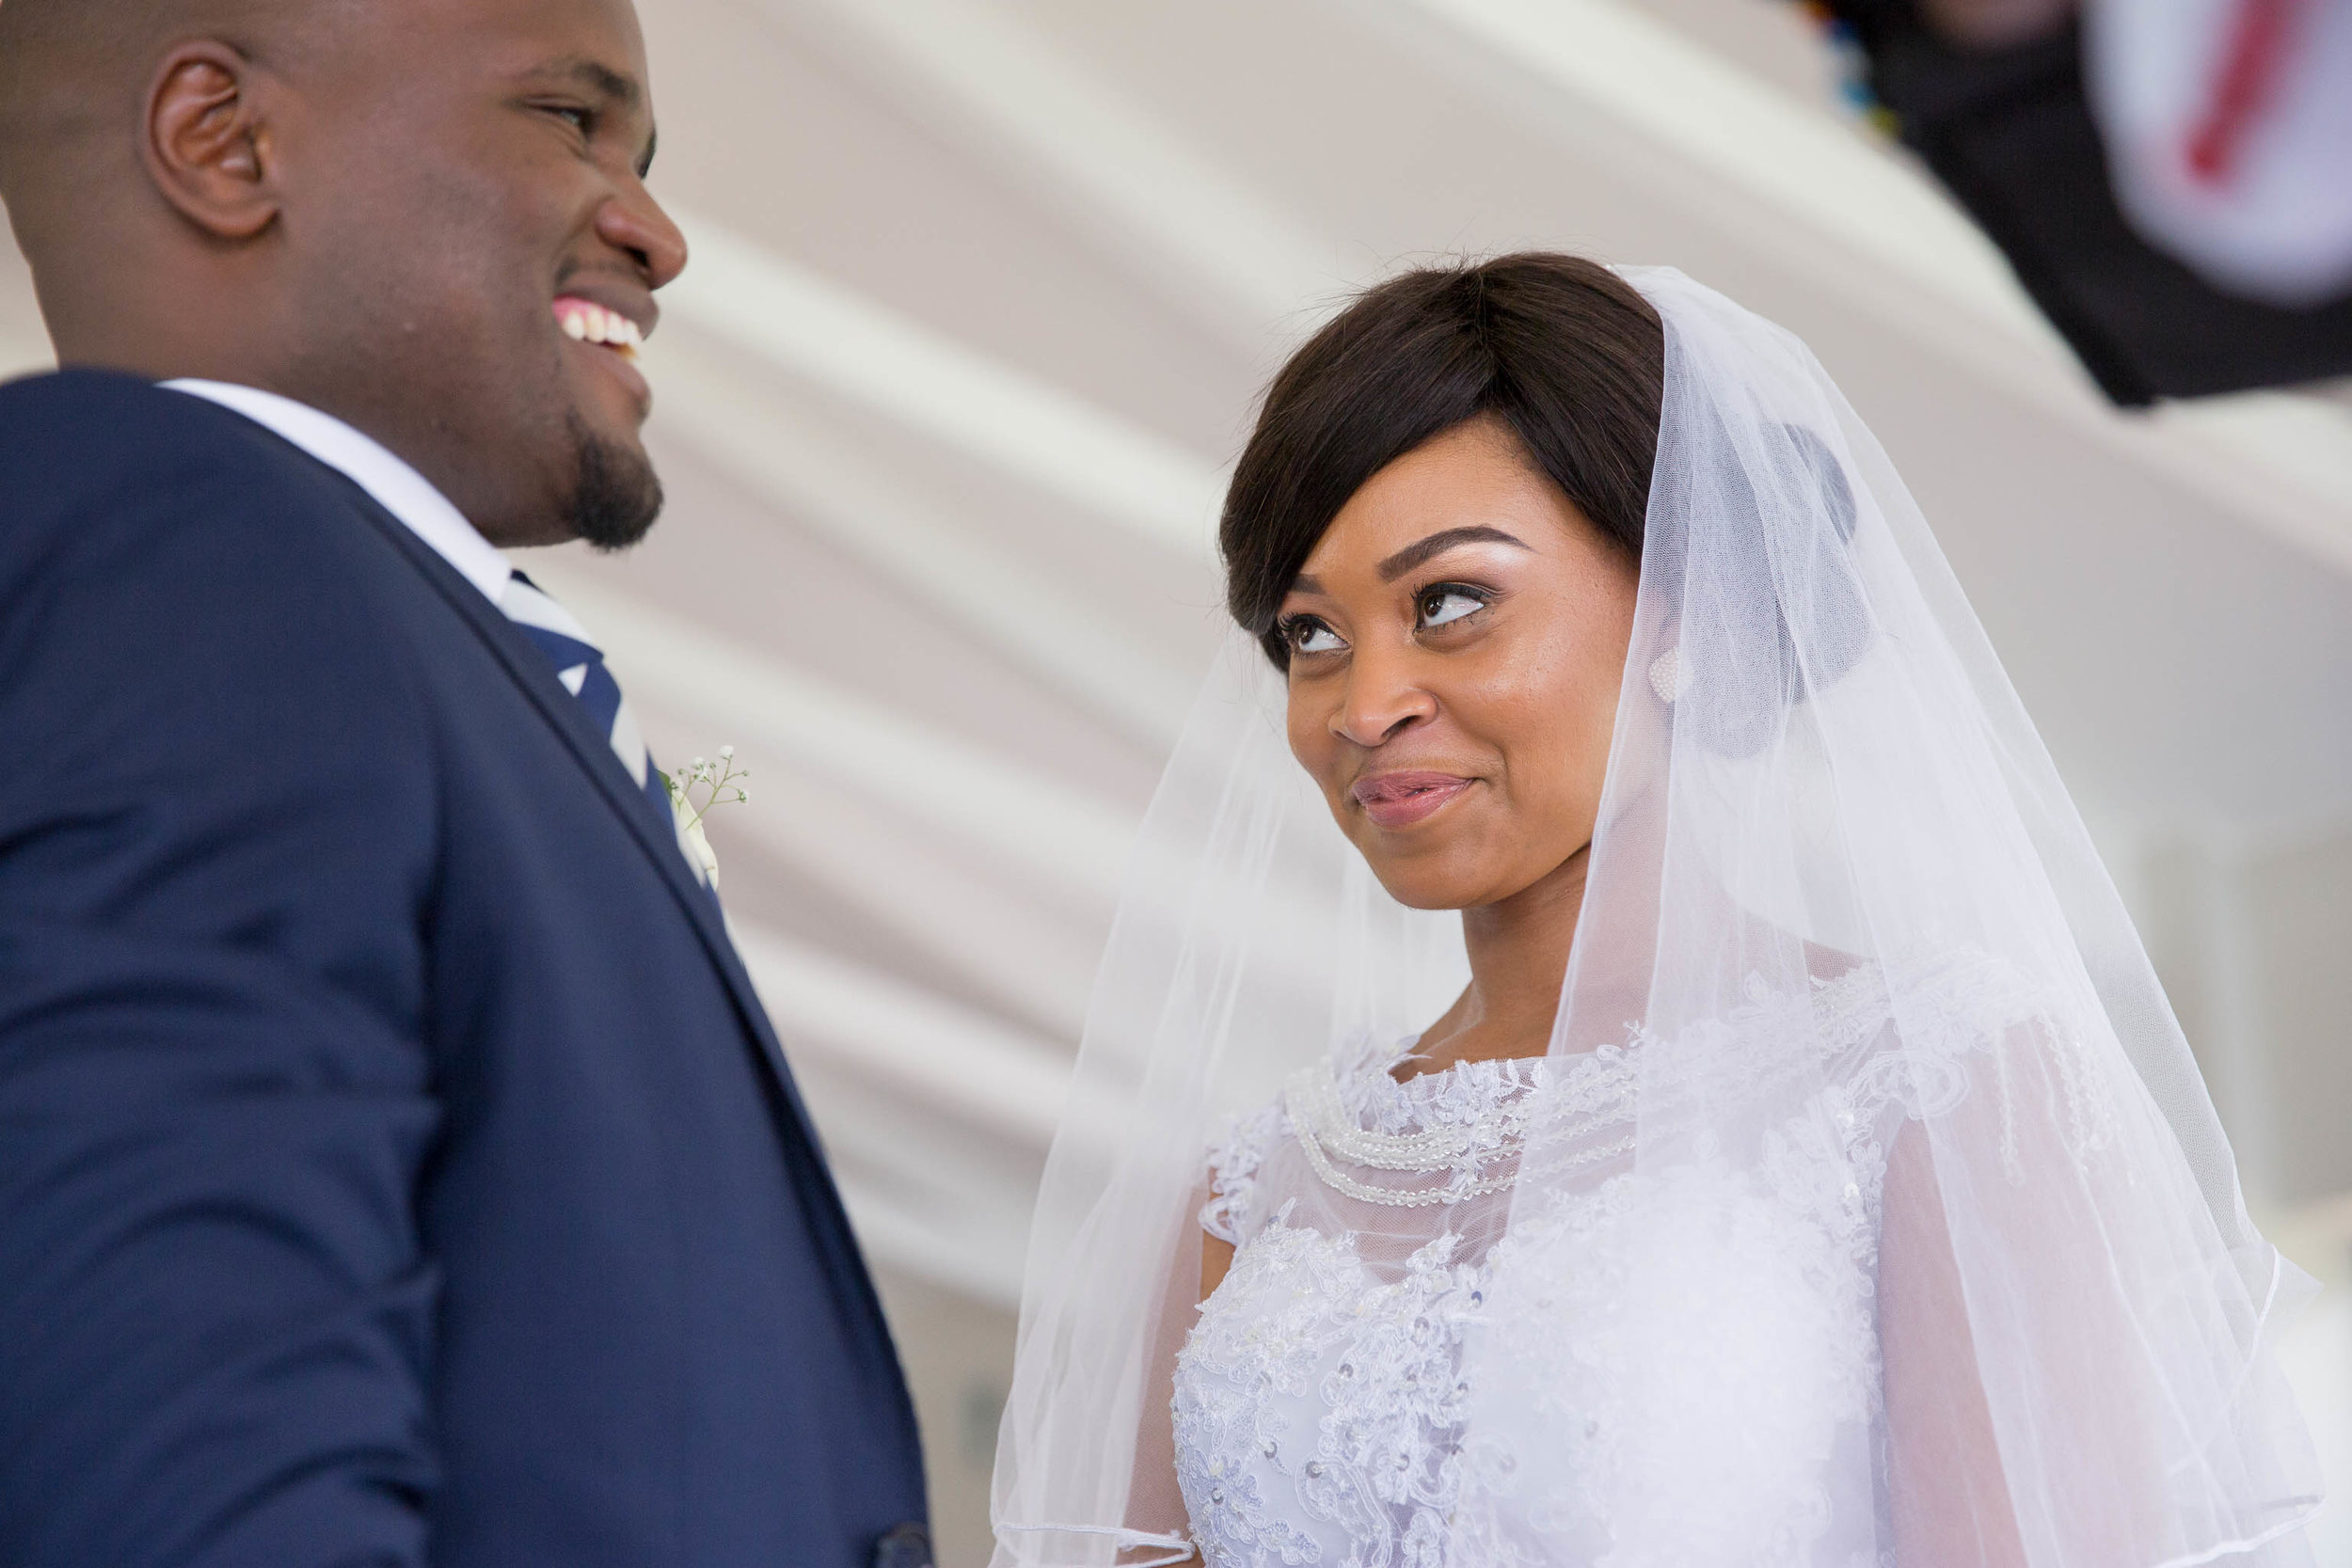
[565,412,665,552]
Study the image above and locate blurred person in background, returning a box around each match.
[1822,0,2352,401]
[1926,0,2352,306]
[0,3,929,1565]
[2084,0,2352,308]
[989,257,2322,1567]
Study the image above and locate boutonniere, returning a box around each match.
[659,746,751,891]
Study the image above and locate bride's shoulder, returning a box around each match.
[1798,943,2060,1094]
[1199,1093,1292,1247]
[1635,944,2059,1094]
[1813,944,2049,1028]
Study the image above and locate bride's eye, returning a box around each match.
[1417,586,1487,630]
[1285,616,1347,656]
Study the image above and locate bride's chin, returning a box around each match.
[1358,854,1486,914]
[1381,888,1475,915]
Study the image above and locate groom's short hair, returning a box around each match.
[0,0,350,215]
[0,0,206,131]
[0,0,118,182]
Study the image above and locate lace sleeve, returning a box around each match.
[1199,1100,1287,1246]
[1822,950,2076,1155]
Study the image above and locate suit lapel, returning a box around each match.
[324,479,836,1162]
[341,490,914,1409]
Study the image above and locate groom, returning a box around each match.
[0,2,930,1566]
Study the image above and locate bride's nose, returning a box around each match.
[1330,642,1438,748]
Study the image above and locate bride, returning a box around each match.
[988,259,2322,1567]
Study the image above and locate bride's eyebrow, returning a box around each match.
[1375,526,1531,582]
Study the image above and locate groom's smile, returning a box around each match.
[552,292,655,419]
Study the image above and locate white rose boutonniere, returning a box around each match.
[659,746,750,892]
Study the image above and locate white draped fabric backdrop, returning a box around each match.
[5,1,2351,1560]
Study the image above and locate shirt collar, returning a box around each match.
[161,379,514,604]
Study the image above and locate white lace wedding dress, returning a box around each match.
[994,269,2321,1568]
[1169,967,1965,1568]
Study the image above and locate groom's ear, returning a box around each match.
[143,42,281,242]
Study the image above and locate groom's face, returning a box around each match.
[288,0,686,548]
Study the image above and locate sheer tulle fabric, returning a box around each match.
[988,271,2320,1566]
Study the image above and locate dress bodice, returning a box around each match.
[1169,970,1924,1568]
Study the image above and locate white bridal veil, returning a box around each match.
[989,270,2322,1566]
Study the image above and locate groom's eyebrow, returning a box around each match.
[1376,526,1531,581]
[529,56,642,105]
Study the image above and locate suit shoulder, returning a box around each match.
[0,372,444,794]
[0,373,403,569]
[0,372,442,692]
[0,370,316,501]
[0,372,398,595]
[0,367,256,449]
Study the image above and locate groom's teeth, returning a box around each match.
[554,298,644,359]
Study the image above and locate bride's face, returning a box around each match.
[1278,418,1639,912]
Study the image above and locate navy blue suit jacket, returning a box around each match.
[0,372,930,1567]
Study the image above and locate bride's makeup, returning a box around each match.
[1279,577,1505,657]
[1277,416,1637,915]
[1351,770,1475,828]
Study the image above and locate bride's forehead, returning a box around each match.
[1347,421,1532,507]
[1295,437,1579,582]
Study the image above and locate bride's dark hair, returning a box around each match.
[1223,253,1664,668]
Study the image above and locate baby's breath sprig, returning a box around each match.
[658,746,751,891]
[665,744,752,831]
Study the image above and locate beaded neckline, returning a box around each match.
[1286,965,1893,1209]
[1286,1043,1635,1209]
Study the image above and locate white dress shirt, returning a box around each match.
[162,379,512,603]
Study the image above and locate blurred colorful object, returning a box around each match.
[2088,0,2352,308]
[1816,0,2352,403]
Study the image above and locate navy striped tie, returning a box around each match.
[501,571,703,883]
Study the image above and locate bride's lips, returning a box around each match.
[1351,770,1475,829]
[552,294,652,414]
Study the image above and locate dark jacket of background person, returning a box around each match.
[1817,0,2352,403]
[0,371,930,1568]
